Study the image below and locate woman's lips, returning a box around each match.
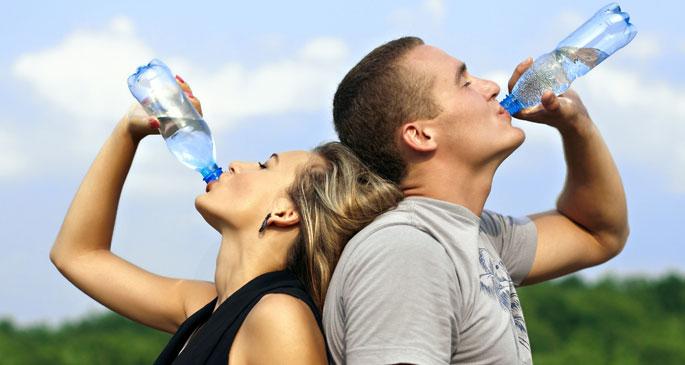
[206,181,217,193]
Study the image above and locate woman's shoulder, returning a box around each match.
[254,293,317,321]
[247,293,321,339]
[233,293,327,363]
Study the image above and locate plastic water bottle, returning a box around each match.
[501,3,637,115]
[127,59,223,184]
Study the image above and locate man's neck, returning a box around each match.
[401,160,495,217]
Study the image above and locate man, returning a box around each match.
[323,37,629,364]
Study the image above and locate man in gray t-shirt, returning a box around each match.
[324,197,537,364]
[328,36,629,364]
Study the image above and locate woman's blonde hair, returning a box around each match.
[286,142,403,309]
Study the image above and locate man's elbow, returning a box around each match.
[49,244,66,270]
[599,223,630,261]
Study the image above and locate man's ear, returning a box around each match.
[400,121,438,153]
[268,197,301,229]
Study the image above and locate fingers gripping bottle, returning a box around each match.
[500,3,637,115]
[128,59,223,184]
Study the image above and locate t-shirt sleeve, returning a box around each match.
[480,210,538,286]
[340,225,460,365]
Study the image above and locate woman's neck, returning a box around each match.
[213,232,286,309]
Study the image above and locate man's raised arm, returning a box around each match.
[507,59,630,285]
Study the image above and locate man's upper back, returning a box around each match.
[323,196,538,364]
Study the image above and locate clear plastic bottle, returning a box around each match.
[501,3,637,115]
[127,59,223,184]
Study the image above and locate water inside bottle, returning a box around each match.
[158,116,216,172]
[512,47,609,109]
[556,47,608,79]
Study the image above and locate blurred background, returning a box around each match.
[1,0,683,363]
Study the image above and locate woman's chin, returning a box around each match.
[194,195,207,214]
[194,197,227,233]
[194,196,213,223]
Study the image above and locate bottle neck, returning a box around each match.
[200,164,223,183]
[500,94,523,115]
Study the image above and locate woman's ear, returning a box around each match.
[268,197,301,229]
[400,121,438,153]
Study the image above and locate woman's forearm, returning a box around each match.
[51,120,141,265]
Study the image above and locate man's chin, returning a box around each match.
[512,127,526,149]
[497,129,527,162]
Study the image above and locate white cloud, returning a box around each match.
[622,33,661,61]
[388,0,446,28]
[577,65,685,193]
[9,17,350,189]
[13,18,348,134]
[423,0,445,23]
[13,17,152,127]
[188,37,348,133]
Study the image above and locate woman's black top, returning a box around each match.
[154,270,331,364]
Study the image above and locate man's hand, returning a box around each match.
[507,57,592,133]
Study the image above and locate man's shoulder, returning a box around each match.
[339,206,446,270]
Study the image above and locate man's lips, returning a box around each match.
[497,104,511,119]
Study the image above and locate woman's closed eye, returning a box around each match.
[258,161,268,169]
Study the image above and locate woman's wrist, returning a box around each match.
[115,117,145,146]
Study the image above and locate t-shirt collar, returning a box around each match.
[403,196,481,225]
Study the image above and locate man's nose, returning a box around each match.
[484,79,501,101]
[477,78,501,101]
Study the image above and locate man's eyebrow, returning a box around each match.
[456,63,467,83]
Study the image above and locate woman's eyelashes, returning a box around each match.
[258,154,274,169]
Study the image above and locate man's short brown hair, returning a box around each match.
[333,36,441,184]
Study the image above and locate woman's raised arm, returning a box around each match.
[50,81,216,333]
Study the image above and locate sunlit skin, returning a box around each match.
[195,150,316,306]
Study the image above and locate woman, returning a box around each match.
[50,78,402,364]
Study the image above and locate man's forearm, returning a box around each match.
[556,118,629,253]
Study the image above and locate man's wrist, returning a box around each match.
[557,115,596,139]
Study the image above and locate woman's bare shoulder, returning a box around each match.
[234,293,327,364]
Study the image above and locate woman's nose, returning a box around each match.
[227,161,255,174]
[228,161,241,174]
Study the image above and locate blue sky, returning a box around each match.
[1,0,683,324]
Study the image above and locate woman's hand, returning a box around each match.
[121,75,204,142]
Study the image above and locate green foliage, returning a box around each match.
[1,273,683,364]
[0,312,170,364]
[518,273,685,365]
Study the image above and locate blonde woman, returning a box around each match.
[50,78,402,364]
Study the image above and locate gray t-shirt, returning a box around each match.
[323,196,538,364]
